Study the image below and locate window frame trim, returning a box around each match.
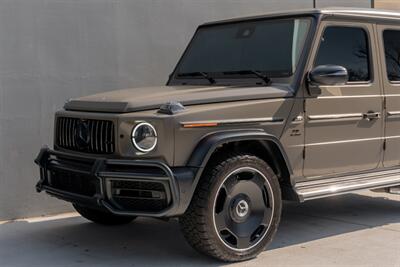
[382,28,400,85]
[167,16,316,87]
[312,23,374,86]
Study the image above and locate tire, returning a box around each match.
[73,204,137,226]
[180,154,282,262]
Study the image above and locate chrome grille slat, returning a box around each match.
[72,119,76,150]
[69,118,73,148]
[62,117,67,147]
[105,121,109,154]
[89,120,94,153]
[63,118,67,148]
[65,118,68,148]
[95,121,99,152]
[67,118,70,147]
[56,117,115,154]
[64,118,68,148]
[111,123,115,153]
[59,118,62,147]
[100,121,104,152]
[67,118,72,148]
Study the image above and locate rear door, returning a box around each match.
[303,21,384,177]
[377,25,400,167]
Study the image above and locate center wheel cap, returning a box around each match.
[236,200,249,218]
[230,197,251,222]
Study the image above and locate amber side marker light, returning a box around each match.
[183,122,218,128]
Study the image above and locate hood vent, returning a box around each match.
[157,101,186,115]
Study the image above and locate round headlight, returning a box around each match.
[131,122,157,153]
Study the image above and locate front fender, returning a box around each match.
[175,129,292,215]
[187,129,292,171]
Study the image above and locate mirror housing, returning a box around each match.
[307,65,349,96]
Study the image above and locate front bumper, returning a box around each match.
[35,147,196,217]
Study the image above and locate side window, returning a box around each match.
[315,26,371,82]
[383,30,400,82]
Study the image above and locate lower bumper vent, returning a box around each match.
[110,180,170,212]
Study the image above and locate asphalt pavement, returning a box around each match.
[1,190,399,267]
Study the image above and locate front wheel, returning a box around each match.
[180,154,282,262]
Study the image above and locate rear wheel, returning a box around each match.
[73,204,136,226]
[180,154,282,262]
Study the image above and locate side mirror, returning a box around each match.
[307,65,349,96]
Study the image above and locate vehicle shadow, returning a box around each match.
[271,192,400,250]
[0,192,399,266]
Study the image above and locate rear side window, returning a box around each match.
[383,30,400,82]
[315,26,370,82]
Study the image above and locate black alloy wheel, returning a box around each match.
[213,167,274,251]
[180,154,282,262]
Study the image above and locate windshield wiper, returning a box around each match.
[223,70,271,85]
[177,72,216,85]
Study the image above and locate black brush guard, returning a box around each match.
[35,147,196,217]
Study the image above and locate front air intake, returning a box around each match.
[110,180,170,212]
[49,169,97,197]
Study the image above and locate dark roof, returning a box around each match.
[202,7,400,26]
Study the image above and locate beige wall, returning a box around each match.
[375,0,400,9]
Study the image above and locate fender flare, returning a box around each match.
[187,129,293,172]
[176,130,293,215]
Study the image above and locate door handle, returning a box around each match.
[362,112,380,121]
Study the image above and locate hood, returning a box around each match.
[64,85,293,113]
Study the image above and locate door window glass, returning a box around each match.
[315,26,371,82]
[383,30,400,82]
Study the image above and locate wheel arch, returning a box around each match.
[187,130,293,175]
[178,130,296,215]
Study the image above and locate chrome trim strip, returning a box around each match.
[308,113,363,121]
[317,94,381,99]
[304,137,383,147]
[298,175,400,201]
[386,135,400,139]
[387,111,400,117]
[296,168,400,201]
[181,117,285,127]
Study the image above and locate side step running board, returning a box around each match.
[295,168,400,201]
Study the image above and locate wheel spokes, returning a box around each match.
[236,235,252,250]
[214,211,228,231]
[213,167,275,251]
[262,207,273,224]
[221,177,237,197]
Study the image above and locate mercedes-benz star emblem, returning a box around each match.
[75,120,90,148]
[236,200,249,218]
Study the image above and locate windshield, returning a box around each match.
[172,17,311,85]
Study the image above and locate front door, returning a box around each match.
[304,21,384,177]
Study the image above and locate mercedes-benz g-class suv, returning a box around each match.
[35,8,400,262]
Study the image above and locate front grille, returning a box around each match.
[110,180,169,212]
[49,170,97,197]
[56,117,115,154]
